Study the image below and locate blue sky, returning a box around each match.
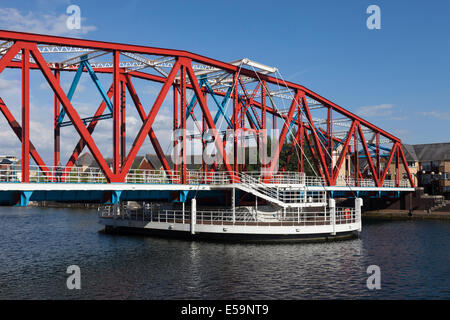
[0,0,449,163]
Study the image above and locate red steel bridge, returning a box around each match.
[0,30,414,206]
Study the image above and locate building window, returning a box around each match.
[408,162,416,168]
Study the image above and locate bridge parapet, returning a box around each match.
[0,165,412,189]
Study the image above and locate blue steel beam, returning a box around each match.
[203,79,233,128]
[83,60,113,112]
[57,62,84,124]
[184,79,234,129]
[213,86,232,125]
[58,56,113,125]
[185,79,203,118]
[185,78,234,128]
[316,126,329,147]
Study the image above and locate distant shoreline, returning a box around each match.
[363,209,450,220]
[28,201,100,209]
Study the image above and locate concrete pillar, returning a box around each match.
[190,198,196,235]
[329,198,336,235]
[16,191,33,207]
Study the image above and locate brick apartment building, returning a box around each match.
[388,143,450,196]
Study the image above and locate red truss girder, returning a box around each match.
[123,74,175,182]
[0,30,415,187]
[0,97,51,178]
[64,84,114,175]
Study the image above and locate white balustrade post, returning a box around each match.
[355,197,363,232]
[182,204,185,224]
[232,187,236,223]
[190,198,196,235]
[182,201,185,220]
[329,198,336,235]
[255,196,258,221]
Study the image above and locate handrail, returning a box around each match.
[0,165,412,188]
[99,204,359,227]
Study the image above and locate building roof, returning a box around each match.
[87,157,113,168]
[132,156,144,169]
[0,158,12,164]
[400,142,450,162]
[410,142,450,162]
[402,144,419,162]
[145,153,174,170]
[75,153,95,167]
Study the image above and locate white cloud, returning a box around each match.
[0,7,96,37]
[356,104,394,117]
[0,78,20,102]
[418,111,450,121]
[388,115,408,121]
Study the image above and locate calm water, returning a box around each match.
[0,206,449,299]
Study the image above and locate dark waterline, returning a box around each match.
[0,206,449,299]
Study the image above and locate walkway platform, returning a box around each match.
[0,167,413,206]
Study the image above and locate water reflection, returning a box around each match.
[0,207,448,299]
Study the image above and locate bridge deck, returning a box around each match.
[0,168,413,206]
[0,183,413,193]
[0,166,412,188]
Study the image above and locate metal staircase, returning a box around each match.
[236,172,326,208]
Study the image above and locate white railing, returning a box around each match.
[244,171,306,185]
[125,169,179,184]
[238,172,327,205]
[336,177,376,187]
[304,176,326,186]
[239,172,280,201]
[336,177,411,188]
[100,205,359,227]
[0,165,107,183]
[0,165,412,188]
[278,189,327,204]
[335,207,359,224]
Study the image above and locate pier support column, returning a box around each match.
[16,191,33,207]
[111,190,122,204]
[190,198,196,235]
[329,198,336,235]
[355,198,363,232]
